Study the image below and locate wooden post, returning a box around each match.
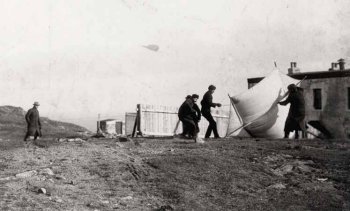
[132,115,138,137]
[132,104,143,137]
[173,120,180,135]
[137,104,142,136]
[97,113,101,133]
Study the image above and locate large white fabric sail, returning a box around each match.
[228,70,300,138]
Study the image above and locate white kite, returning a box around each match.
[226,70,300,138]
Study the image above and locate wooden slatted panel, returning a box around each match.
[138,104,229,137]
[125,112,136,136]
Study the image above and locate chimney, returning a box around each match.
[329,62,338,71]
[338,58,345,71]
[288,62,300,75]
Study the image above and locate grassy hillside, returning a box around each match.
[0,105,90,140]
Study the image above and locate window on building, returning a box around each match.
[313,89,322,110]
[348,87,350,110]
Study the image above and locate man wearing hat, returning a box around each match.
[24,101,42,142]
[201,85,221,138]
[178,95,200,141]
[190,94,201,138]
[278,84,306,139]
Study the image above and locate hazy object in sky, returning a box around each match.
[143,44,159,52]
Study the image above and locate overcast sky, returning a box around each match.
[1,0,349,130]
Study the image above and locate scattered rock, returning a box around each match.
[58,138,85,142]
[0,176,15,181]
[282,154,293,159]
[294,160,315,166]
[74,138,84,142]
[39,168,55,176]
[281,164,294,172]
[121,196,133,200]
[156,205,174,211]
[16,170,37,178]
[317,178,328,182]
[87,202,99,208]
[265,155,280,162]
[195,137,205,143]
[272,164,293,176]
[249,157,258,163]
[297,165,312,173]
[68,180,76,185]
[119,202,127,207]
[268,183,286,189]
[38,188,47,194]
[53,197,63,203]
[55,175,66,180]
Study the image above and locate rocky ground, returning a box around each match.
[0,136,349,211]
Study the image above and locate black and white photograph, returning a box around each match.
[1,0,349,210]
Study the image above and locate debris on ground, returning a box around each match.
[39,168,55,176]
[38,188,47,194]
[267,183,287,189]
[15,170,37,178]
[57,138,86,143]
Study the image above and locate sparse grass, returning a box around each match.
[0,137,349,210]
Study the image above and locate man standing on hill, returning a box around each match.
[278,84,306,139]
[24,102,42,143]
[201,85,221,138]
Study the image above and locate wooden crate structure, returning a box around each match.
[115,121,124,135]
[134,104,229,137]
[100,119,118,134]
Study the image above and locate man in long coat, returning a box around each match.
[24,102,42,142]
[191,94,201,136]
[178,95,199,141]
[201,85,221,138]
[279,84,306,139]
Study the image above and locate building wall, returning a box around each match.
[300,77,350,138]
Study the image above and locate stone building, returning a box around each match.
[247,59,350,138]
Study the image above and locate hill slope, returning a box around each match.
[0,105,90,140]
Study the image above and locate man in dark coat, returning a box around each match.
[24,102,42,142]
[181,95,192,137]
[178,95,199,140]
[278,84,306,139]
[201,85,221,138]
[191,94,201,136]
